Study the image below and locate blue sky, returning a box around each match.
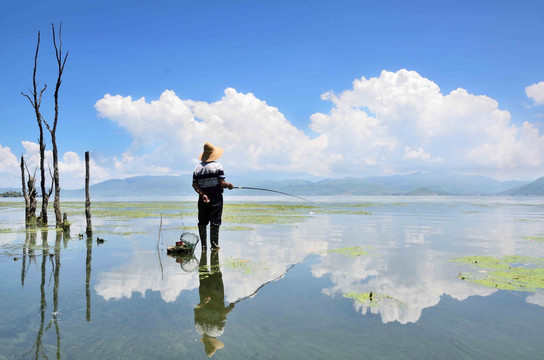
[1,0,544,188]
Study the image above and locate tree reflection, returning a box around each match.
[20,229,75,359]
[86,235,92,322]
[23,229,49,359]
[194,250,235,357]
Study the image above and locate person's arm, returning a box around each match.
[193,182,210,203]
[219,179,234,190]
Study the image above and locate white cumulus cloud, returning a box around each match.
[310,70,544,179]
[95,88,330,177]
[526,81,544,106]
[0,144,20,186]
[3,69,544,188]
[92,71,544,181]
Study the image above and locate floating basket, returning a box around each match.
[167,232,200,254]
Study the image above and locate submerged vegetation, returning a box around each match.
[522,235,544,243]
[326,246,370,257]
[454,255,544,292]
[221,257,268,274]
[343,292,405,308]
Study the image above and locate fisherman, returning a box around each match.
[192,142,234,250]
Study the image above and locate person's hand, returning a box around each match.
[228,183,234,190]
[202,194,210,203]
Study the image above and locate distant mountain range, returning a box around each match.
[38,171,544,198]
[4,172,543,198]
[502,176,544,196]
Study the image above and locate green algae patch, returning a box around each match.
[223,225,254,231]
[313,209,371,215]
[454,255,544,292]
[91,201,195,219]
[343,292,405,308]
[220,257,268,274]
[223,203,315,225]
[327,246,369,257]
[522,235,544,243]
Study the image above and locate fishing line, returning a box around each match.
[233,186,313,203]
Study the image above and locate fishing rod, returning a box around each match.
[233,186,313,203]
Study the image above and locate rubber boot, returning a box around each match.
[210,226,220,250]
[199,225,207,249]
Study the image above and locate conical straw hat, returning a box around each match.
[199,142,224,162]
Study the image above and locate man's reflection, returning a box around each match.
[194,249,234,357]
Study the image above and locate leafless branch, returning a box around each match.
[21,92,35,107]
[47,163,54,198]
[38,84,47,108]
[42,114,51,132]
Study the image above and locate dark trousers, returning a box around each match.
[198,195,223,227]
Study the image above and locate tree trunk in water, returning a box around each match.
[85,151,92,236]
[62,212,70,232]
[21,156,29,222]
[28,175,38,226]
[50,23,68,229]
[52,131,61,228]
[21,157,37,226]
[20,30,49,226]
[37,125,48,226]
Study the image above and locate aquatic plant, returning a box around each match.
[327,246,369,257]
[454,255,544,292]
[220,257,268,274]
[343,292,405,308]
[522,235,544,243]
[313,209,371,215]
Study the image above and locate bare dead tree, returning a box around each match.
[27,166,38,225]
[20,156,37,226]
[21,156,29,221]
[43,23,69,229]
[21,31,49,226]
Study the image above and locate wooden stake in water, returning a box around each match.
[85,151,92,236]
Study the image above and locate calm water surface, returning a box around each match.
[1,196,543,359]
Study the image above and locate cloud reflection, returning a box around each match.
[94,198,544,325]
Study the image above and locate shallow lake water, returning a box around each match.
[1,196,543,359]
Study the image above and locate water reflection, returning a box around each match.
[309,200,544,324]
[86,235,93,322]
[16,228,92,359]
[2,198,544,358]
[94,227,327,304]
[92,198,544,327]
[195,250,235,357]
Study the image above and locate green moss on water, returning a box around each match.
[343,292,405,308]
[88,201,196,219]
[313,209,371,215]
[220,257,268,274]
[522,235,544,243]
[163,226,198,232]
[221,203,316,225]
[327,246,369,257]
[454,255,544,292]
[223,225,254,231]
